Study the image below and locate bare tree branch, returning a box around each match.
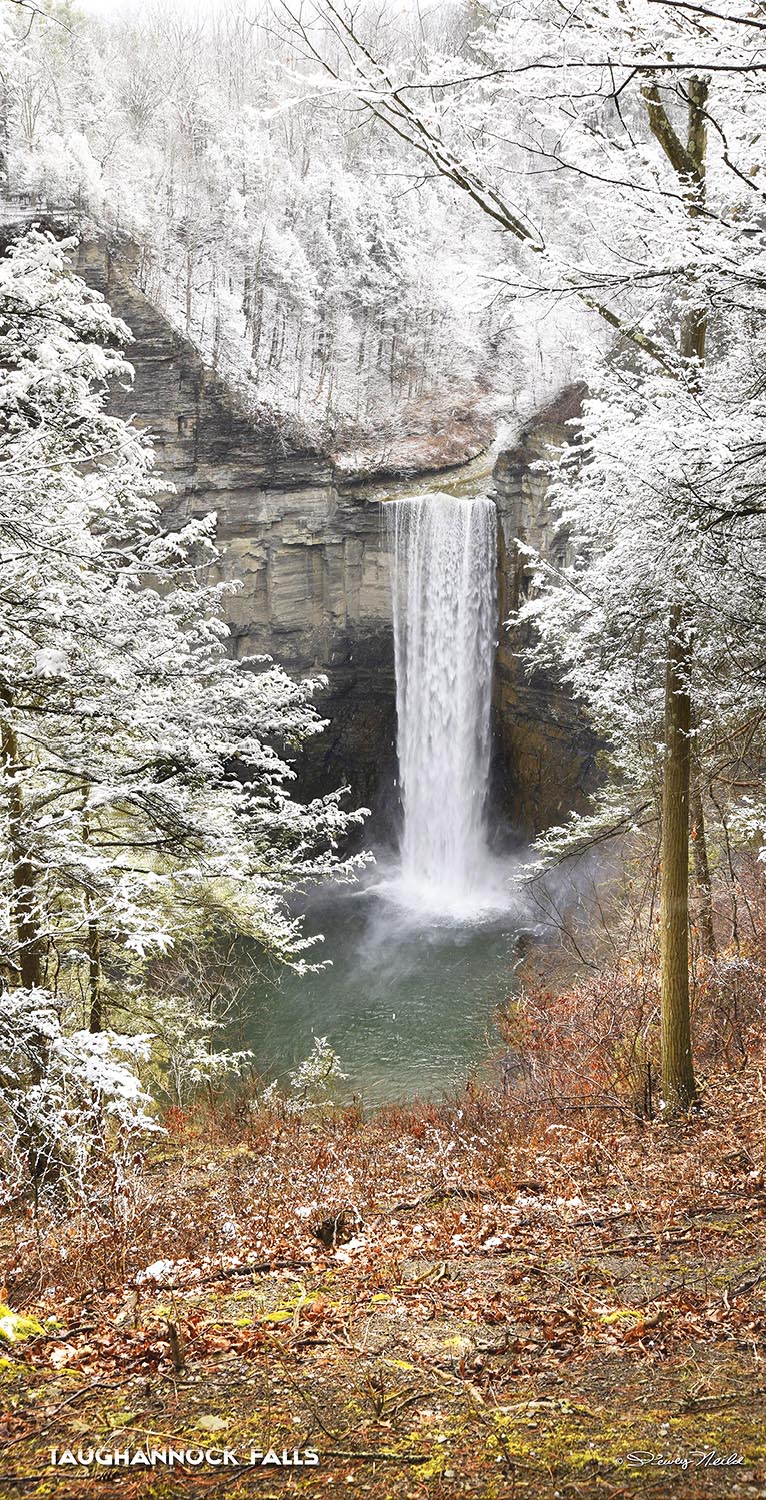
[283,0,678,371]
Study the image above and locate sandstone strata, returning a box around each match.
[492,382,600,835]
[74,238,400,810]
[40,229,595,838]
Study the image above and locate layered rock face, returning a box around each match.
[72,234,594,839]
[75,238,399,811]
[492,383,600,835]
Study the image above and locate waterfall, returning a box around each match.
[386,493,498,915]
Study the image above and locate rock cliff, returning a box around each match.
[74,238,402,810]
[492,383,600,835]
[16,223,596,839]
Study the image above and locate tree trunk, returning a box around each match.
[0,712,51,1178]
[0,715,44,991]
[645,75,708,1111]
[82,806,103,1031]
[690,767,716,958]
[659,607,697,1110]
[87,910,102,1032]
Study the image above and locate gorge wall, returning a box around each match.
[30,227,596,840]
[491,384,600,836]
[75,237,402,810]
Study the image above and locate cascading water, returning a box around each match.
[243,489,520,1104]
[386,493,499,917]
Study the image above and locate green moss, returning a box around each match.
[486,1404,644,1476]
[0,1305,44,1343]
[100,1408,138,1431]
[598,1307,642,1326]
[414,1453,450,1478]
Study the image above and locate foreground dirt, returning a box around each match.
[3,1074,766,1497]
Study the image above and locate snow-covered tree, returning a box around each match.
[523,346,766,925]
[306,0,766,1107]
[0,988,157,1199]
[0,1,517,449]
[0,227,365,1193]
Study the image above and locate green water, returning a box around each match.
[239,455,523,1107]
[240,870,524,1106]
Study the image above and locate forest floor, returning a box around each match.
[2,1066,766,1500]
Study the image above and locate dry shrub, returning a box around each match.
[7,863,766,1303]
[499,966,659,1117]
[501,942,766,1118]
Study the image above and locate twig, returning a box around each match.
[321,1449,430,1464]
[166,1319,185,1373]
[25,1322,98,1345]
[128,1256,310,1293]
[731,1268,766,1299]
[0,1378,133,1451]
[43,1376,132,1420]
[391,1186,488,1212]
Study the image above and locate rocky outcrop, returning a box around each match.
[72,238,401,810]
[77,236,600,836]
[11,219,597,838]
[492,383,600,836]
